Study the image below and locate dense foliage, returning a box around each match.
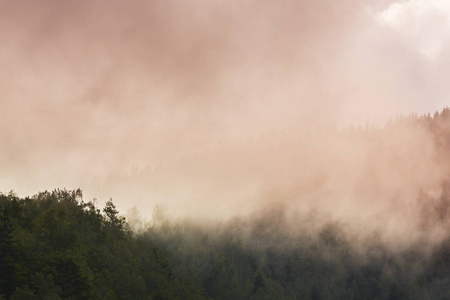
[0,190,204,299]
[144,210,450,300]
[2,189,450,299]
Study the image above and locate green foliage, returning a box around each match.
[142,206,450,300]
[4,181,450,299]
[0,189,205,300]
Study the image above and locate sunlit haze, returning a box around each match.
[2,0,450,247]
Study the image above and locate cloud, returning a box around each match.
[1,0,450,248]
[0,0,362,187]
[377,0,450,58]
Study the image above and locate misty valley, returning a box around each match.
[2,110,450,299]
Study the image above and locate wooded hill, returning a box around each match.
[3,189,450,299]
[3,109,450,299]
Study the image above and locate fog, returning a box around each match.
[2,0,450,247]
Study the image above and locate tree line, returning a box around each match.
[2,189,450,299]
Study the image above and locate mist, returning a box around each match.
[2,0,450,249]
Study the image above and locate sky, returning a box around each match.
[1,0,450,240]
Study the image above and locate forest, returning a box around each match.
[3,109,450,299]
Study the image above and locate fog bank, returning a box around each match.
[2,0,450,246]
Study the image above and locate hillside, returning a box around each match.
[3,110,450,299]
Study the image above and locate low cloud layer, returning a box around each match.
[2,0,450,246]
